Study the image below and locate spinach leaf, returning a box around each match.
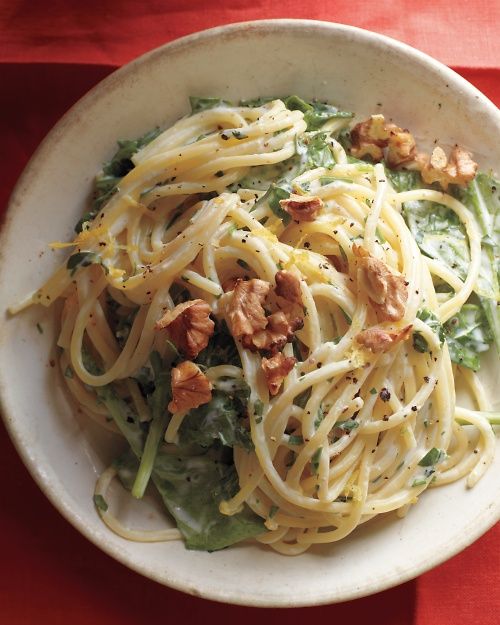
[131,352,172,498]
[196,319,241,368]
[336,419,359,432]
[455,174,500,352]
[403,199,470,280]
[93,494,108,512]
[239,96,275,107]
[178,389,253,451]
[386,169,423,192]
[311,447,323,474]
[252,183,291,224]
[284,95,352,131]
[418,447,446,467]
[189,97,228,113]
[67,251,107,276]
[115,448,264,551]
[95,385,145,456]
[294,387,312,409]
[113,308,139,349]
[413,308,445,353]
[296,132,336,170]
[86,127,161,221]
[443,304,492,371]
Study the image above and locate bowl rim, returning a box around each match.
[1,18,499,607]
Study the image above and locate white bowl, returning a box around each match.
[0,19,499,607]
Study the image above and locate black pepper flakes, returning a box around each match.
[379,388,391,402]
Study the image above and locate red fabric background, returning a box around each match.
[0,3,498,624]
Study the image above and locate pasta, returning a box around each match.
[12,97,499,554]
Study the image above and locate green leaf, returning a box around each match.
[90,127,161,213]
[66,251,108,277]
[296,133,336,170]
[336,419,359,432]
[413,308,445,353]
[74,211,98,234]
[253,183,291,224]
[294,387,312,409]
[239,96,276,107]
[311,447,323,474]
[196,319,241,369]
[231,130,248,140]
[132,353,172,498]
[115,448,264,551]
[314,407,324,429]
[189,96,227,114]
[403,199,470,280]
[284,95,352,131]
[411,477,428,487]
[456,174,500,352]
[444,304,492,371]
[385,169,423,192]
[95,384,145,457]
[418,447,446,467]
[93,494,108,512]
[269,505,279,518]
[253,399,264,417]
[178,389,253,451]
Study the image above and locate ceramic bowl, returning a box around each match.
[0,20,499,607]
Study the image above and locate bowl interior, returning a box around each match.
[0,20,499,607]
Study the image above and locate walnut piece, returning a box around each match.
[326,254,348,273]
[261,353,297,396]
[168,361,212,413]
[353,245,408,322]
[419,145,478,190]
[243,311,304,354]
[227,277,303,353]
[155,299,214,359]
[350,115,478,190]
[275,270,302,305]
[221,276,240,293]
[279,194,323,222]
[227,278,270,338]
[356,325,413,352]
[351,115,417,168]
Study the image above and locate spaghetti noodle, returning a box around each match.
[12,97,499,554]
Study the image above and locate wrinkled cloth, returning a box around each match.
[0,3,499,624]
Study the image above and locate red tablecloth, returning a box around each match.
[1,3,499,624]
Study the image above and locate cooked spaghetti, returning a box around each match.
[11,97,499,554]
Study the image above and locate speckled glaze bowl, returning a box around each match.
[0,20,499,607]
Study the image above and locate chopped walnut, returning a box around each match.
[155,299,214,359]
[419,145,478,190]
[243,311,304,354]
[168,361,212,413]
[221,276,240,293]
[351,115,417,167]
[326,254,348,273]
[275,270,302,305]
[385,127,417,168]
[353,245,408,322]
[227,278,270,338]
[261,353,297,396]
[356,324,413,352]
[279,194,323,222]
